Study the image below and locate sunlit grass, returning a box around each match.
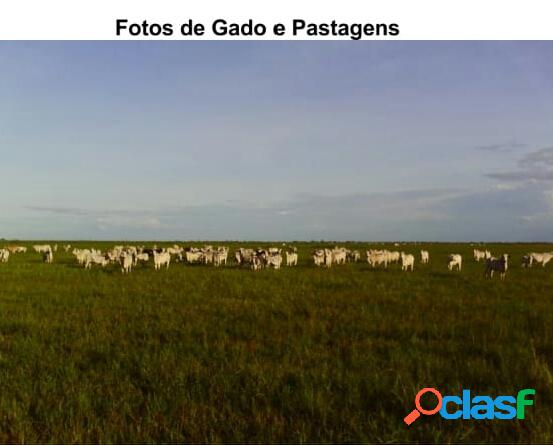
[0,241,552,442]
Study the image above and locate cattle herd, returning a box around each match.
[0,244,552,280]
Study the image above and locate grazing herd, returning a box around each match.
[313,247,351,267]
[1,243,552,280]
[235,247,290,270]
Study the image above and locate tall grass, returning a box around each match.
[0,241,552,442]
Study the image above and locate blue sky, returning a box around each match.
[1,41,552,241]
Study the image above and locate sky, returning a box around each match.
[1,41,552,241]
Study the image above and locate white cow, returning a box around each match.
[202,247,215,265]
[63,244,72,252]
[33,244,51,254]
[73,249,90,266]
[120,253,133,274]
[400,252,415,271]
[215,247,229,266]
[213,248,229,267]
[6,246,26,254]
[420,250,429,264]
[447,254,462,271]
[323,249,333,268]
[0,249,9,263]
[313,250,325,267]
[386,251,401,264]
[286,251,298,266]
[134,252,149,266]
[347,250,360,262]
[331,247,347,265]
[43,250,54,263]
[251,254,264,271]
[473,249,486,261]
[474,249,492,261]
[484,254,509,280]
[530,252,553,268]
[266,253,283,269]
[185,250,204,264]
[85,253,109,269]
[166,246,183,256]
[235,248,255,266]
[153,251,171,270]
[366,250,388,268]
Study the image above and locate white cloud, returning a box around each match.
[95,216,170,230]
[488,183,521,191]
[486,147,553,183]
[8,184,553,241]
[474,140,526,153]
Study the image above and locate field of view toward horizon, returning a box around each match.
[0,241,552,442]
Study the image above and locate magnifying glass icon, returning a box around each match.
[404,388,443,425]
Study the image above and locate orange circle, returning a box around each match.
[415,387,443,415]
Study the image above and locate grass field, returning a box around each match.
[0,241,552,443]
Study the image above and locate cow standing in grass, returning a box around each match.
[0,249,9,263]
[366,250,388,269]
[347,250,360,262]
[34,244,51,254]
[522,254,533,268]
[186,249,204,264]
[323,249,333,268]
[530,252,553,268]
[331,247,347,265]
[286,250,298,266]
[153,251,171,270]
[484,254,509,280]
[420,250,429,264]
[313,250,325,267]
[252,252,265,270]
[120,253,133,274]
[447,254,462,271]
[400,252,415,271]
[386,251,401,264]
[235,248,255,267]
[43,250,53,263]
[85,253,109,269]
[266,252,283,269]
[134,252,149,266]
[213,247,229,266]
